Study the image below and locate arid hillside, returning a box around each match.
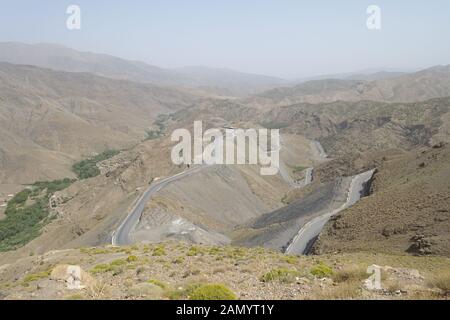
[247,66,450,107]
[0,49,449,299]
[1,89,448,262]
[0,242,449,300]
[312,143,450,257]
[0,129,316,263]
[174,96,450,160]
[259,97,450,157]
[0,135,184,263]
[0,63,200,184]
[132,133,315,247]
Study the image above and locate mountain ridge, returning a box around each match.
[0,42,287,96]
[247,65,450,107]
[0,62,200,184]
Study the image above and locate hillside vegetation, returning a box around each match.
[73,150,119,180]
[0,179,74,251]
[0,242,448,300]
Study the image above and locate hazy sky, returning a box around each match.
[1,0,450,78]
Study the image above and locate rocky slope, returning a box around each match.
[133,165,289,246]
[248,65,450,107]
[0,52,449,295]
[0,242,449,300]
[0,63,200,185]
[0,135,183,263]
[259,97,450,157]
[312,143,450,257]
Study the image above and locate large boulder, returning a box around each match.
[50,265,96,290]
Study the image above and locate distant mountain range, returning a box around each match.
[294,69,411,83]
[1,42,450,184]
[0,42,422,97]
[246,65,450,107]
[0,42,287,96]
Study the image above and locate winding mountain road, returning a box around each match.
[302,167,314,187]
[112,139,329,246]
[285,169,375,255]
[278,140,326,188]
[111,166,204,245]
[311,140,328,159]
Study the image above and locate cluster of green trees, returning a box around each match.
[1,148,121,251]
[144,114,170,140]
[31,178,74,195]
[72,150,119,179]
[0,178,74,252]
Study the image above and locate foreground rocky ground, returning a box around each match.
[0,242,448,300]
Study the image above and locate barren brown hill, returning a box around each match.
[175,96,450,159]
[0,42,287,96]
[248,66,450,108]
[0,135,184,263]
[312,143,450,257]
[259,97,450,157]
[0,63,200,185]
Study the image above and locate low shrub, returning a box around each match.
[310,262,334,278]
[260,268,300,283]
[189,284,237,300]
[110,259,127,267]
[167,284,201,300]
[126,255,138,263]
[208,247,221,255]
[187,246,201,256]
[282,255,298,265]
[22,269,52,283]
[147,279,167,289]
[90,263,114,274]
[427,272,450,294]
[172,257,185,264]
[313,281,361,299]
[152,245,166,256]
[332,266,368,283]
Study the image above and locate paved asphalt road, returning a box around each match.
[311,140,328,159]
[303,167,314,186]
[278,140,325,188]
[285,169,375,255]
[112,140,328,246]
[111,166,204,245]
